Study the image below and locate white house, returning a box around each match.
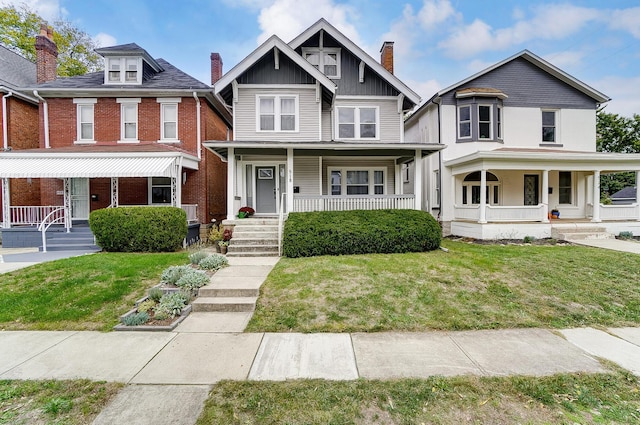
[405,50,640,240]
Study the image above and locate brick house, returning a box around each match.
[0,26,232,247]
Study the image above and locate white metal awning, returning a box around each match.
[0,153,198,178]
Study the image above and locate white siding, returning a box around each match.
[334,98,401,143]
[235,87,319,141]
[321,110,332,140]
[293,157,321,195]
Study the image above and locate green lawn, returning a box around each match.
[0,379,122,425]
[198,369,640,424]
[247,240,640,332]
[0,252,188,331]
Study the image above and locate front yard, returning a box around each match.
[246,240,640,332]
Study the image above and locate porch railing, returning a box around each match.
[453,205,480,220]
[293,195,415,212]
[454,204,545,222]
[599,203,639,221]
[10,206,66,226]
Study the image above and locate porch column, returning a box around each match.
[63,178,71,231]
[414,149,422,210]
[286,148,294,213]
[110,177,118,207]
[541,170,549,223]
[227,147,236,220]
[395,163,402,195]
[479,169,487,223]
[636,171,640,221]
[592,170,601,223]
[1,178,10,228]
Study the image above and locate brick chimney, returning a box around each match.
[211,53,223,85]
[380,41,394,75]
[35,24,58,83]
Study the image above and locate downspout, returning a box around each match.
[192,92,202,160]
[33,90,50,149]
[2,90,12,150]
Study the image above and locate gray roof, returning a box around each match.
[612,187,637,199]
[94,43,146,55]
[0,44,36,90]
[35,58,209,91]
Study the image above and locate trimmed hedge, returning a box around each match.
[89,207,187,252]
[282,209,441,258]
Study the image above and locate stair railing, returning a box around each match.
[37,206,68,253]
[278,192,286,257]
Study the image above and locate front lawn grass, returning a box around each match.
[198,369,640,424]
[0,252,188,331]
[247,240,640,332]
[0,379,122,425]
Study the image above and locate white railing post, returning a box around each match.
[1,178,10,228]
[278,192,286,257]
[592,170,601,223]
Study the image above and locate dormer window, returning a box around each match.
[106,57,141,84]
[302,47,341,79]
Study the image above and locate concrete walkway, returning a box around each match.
[569,237,640,254]
[0,246,101,274]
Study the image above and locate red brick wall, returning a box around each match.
[204,103,229,222]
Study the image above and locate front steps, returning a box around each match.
[41,225,100,252]
[191,265,266,313]
[551,224,614,241]
[225,218,280,257]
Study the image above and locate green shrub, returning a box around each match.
[157,292,189,318]
[523,236,536,244]
[137,299,156,313]
[148,287,164,303]
[121,311,150,326]
[89,206,187,252]
[175,269,209,290]
[199,254,229,270]
[160,265,193,285]
[619,231,634,239]
[283,209,441,258]
[153,310,169,321]
[189,251,209,265]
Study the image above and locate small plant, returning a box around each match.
[157,291,189,318]
[618,231,634,239]
[218,240,229,247]
[148,287,164,303]
[199,254,229,270]
[189,251,209,265]
[153,309,169,321]
[223,228,233,241]
[137,299,156,313]
[121,311,150,326]
[160,265,193,285]
[523,236,536,244]
[208,225,224,244]
[175,269,209,290]
[43,397,73,415]
[238,206,255,218]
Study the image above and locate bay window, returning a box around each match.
[458,105,471,139]
[478,105,492,139]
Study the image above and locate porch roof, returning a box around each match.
[0,145,199,178]
[445,148,640,175]
[203,140,444,161]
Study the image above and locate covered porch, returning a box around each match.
[444,148,640,239]
[204,141,444,219]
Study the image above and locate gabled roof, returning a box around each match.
[0,44,37,95]
[289,18,421,105]
[95,43,163,72]
[214,35,336,96]
[438,50,609,103]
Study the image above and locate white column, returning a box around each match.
[1,178,10,228]
[287,148,294,214]
[110,177,118,207]
[414,149,423,210]
[63,178,71,231]
[479,169,487,223]
[395,163,402,195]
[636,171,640,221]
[542,170,549,223]
[592,170,601,223]
[227,147,236,220]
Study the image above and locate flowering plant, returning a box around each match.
[222,229,233,242]
[238,206,255,217]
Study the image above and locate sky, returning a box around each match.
[2,0,639,116]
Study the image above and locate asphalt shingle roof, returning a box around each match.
[0,44,36,89]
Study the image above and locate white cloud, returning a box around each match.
[609,7,640,38]
[405,78,442,102]
[417,0,457,30]
[542,50,586,70]
[592,76,640,117]
[0,0,65,21]
[438,18,493,59]
[467,58,494,73]
[93,32,117,48]
[254,0,360,45]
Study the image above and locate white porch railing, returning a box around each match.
[37,206,69,253]
[293,195,415,212]
[454,204,545,222]
[599,203,640,221]
[453,205,480,220]
[10,206,66,226]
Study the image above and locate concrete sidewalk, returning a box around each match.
[0,247,101,274]
[569,237,640,254]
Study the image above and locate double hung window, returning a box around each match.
[302,47,341,78]
[329,168,385,196]
[336,106,378,139]
[257,95,298,132]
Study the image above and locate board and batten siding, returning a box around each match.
[293,157,321,195]
[321,158,396,195]
[334,98,401,143]
[234,86,320,141]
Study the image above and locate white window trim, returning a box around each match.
[402,163,410,183]
[558,171,573,205]
[334,106,380,141]
[157,98,182,143]
[496,106,503,140]
[255,94,299,133]
[105,57,143,85]
[117,98,141,143]
[327,167,386,196]
[433,169,440,208]
[541,109,559,143]
[147,177,173,205]
[301,47,341,79]
[458,105,471,139]
[73,98,96,144]
[477,104,493,140]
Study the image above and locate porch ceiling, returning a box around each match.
[445,148,640,175]
[203,140,444,161]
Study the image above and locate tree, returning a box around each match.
[0,4,102,77]
[596,110,640,197]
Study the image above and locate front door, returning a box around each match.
[256,166,277,213]
[524,175,539,206]
[70,178,90,220]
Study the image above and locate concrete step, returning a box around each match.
[191,296,257,312]
[558,232,614,241]
[233,225,279,233]
[40,243,100,252]
[552,226,607,234]
[231,230,278,238]
[230,238,278,246]
[228,244,278,252]
[198,287,260,297]
[224,219,279,226]
[226,251,279,257]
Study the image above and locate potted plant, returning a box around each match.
[218,228,232,254]
[551,208,560,219]
[208,225,224,252]
[238,206,255,218]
